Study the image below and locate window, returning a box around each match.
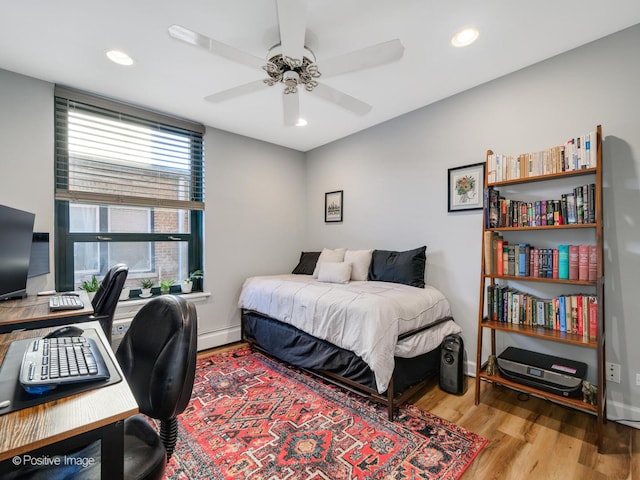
[54,87,205,292]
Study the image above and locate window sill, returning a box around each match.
[114,291,211,321]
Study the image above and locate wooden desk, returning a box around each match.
[0,292,94,333]
[0,321,138,478]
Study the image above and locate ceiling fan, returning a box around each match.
[168,0,404,126]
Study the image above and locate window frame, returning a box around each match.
[54,88,204,292]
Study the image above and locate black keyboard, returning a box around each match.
[19,336,110,394]
[49,295,84,311]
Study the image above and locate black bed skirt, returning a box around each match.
[241,310,441,395]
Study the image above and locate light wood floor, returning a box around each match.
[413,376,639,480]
[200,344,639,480]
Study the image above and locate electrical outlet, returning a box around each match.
[112,322,131,337]
[606,362,621,383]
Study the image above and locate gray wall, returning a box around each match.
[0,72,53,295]
[305,24,640,423]
[200,128,306,347]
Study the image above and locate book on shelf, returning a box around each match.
[491,243,594,282]
[558,296,567,332]
[588,297,598,338]
[497,238,505,276]
[570,295,578,333]
[485,285,598,339]
[507,245,516,276]
[566,193,577,224]
[588,246,597,281]
[484,231,495,275]
[486,131,597,183]
[578,245,589,281]
[575,186,584,223]
[569,245,579,280]
[558,245,569,279]
[485,185,595,228]
[587,184,596,223]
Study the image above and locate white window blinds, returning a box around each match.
[54,87,205,210]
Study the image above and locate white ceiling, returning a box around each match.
[1,1,640,152]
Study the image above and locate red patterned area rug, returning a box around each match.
[165,347,486,479]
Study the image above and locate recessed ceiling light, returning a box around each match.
[451,27,479,47]
[106,50,134,66]
[296,118,308,127]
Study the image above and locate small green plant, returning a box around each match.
[189,269,204,281]
[80,275,100,293]
[140,278,154,289]
[160,279,175,292]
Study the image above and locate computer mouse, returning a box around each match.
[44,325,85,338]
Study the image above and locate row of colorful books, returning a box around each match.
[485,184,595,229]
[486,131,597,183]
[486,284,598,339]
[484,234,597,282]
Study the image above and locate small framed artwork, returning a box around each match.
[447,162,485,212]
[325,190,343,222]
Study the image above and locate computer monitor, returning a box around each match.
[28,232,50,278]
[0,204,36,301]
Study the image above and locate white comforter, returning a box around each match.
[238,274,460,393]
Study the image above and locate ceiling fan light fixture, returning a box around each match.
[451,27,479,47]
[264,44,321,94]
[106,49,134,66]
[283,70,300,94]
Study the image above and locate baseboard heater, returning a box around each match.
[497,347,587,397]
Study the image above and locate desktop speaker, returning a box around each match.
[440,333,466,395]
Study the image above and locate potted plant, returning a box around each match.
[160,279,175,294]
[80,275,100,301]
[181,269,203,294]
[140,278,154,297]
[119,286,130,301]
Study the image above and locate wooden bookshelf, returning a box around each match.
[475,125,606,451]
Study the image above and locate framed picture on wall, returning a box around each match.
[325,190,343,222]
[447,162,485,212]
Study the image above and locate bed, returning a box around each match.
[239,246,461,420]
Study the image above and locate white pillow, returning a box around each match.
[312,247,346,278]
[344,249,373,281]
[317,262,352,284]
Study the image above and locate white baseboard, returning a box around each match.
[606,398,640,429]
[197,326,242,351]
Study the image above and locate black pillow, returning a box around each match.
[368,246,427,288]
[291,251,321,275]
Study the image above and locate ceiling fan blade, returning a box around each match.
[319,39,404,78]
[168,24,265,69]
[310,83,372,115]
[282,91,300,126]
[276,0,306,60]
[204,80,266,102]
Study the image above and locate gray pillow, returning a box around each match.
[368,246,427,288]
[291,251,321,275]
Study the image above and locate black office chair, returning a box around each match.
[91,263,128,345]
[115,295,198,480]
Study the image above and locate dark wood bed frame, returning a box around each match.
[241,309,454,421]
